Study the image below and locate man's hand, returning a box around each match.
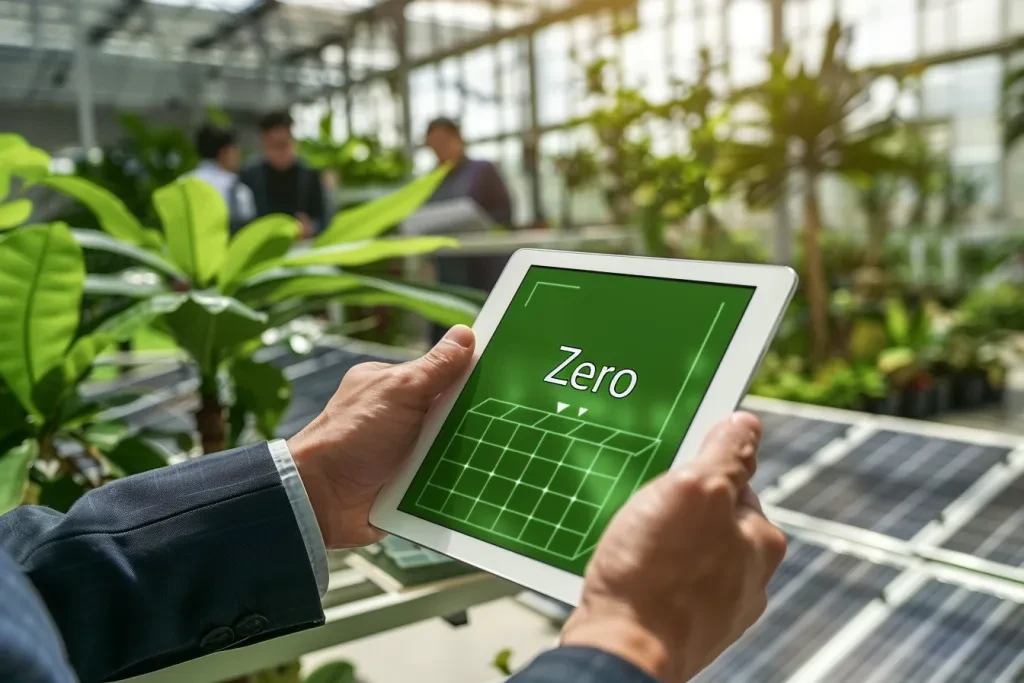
[561,412,787,682]
[288,326,475,548]
[296,212,315,238]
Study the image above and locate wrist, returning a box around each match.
[287,431,335,546]
[561,611,675,681]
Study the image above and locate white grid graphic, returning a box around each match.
[415,398,660,560]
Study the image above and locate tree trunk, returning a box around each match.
[195,390,226,455]
[700,206,720,251]
[802,176,830,365]
[865,209,889,270]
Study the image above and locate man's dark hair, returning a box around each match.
[259,111,294,133]
[426,117,461,138]
[195,124,237,160]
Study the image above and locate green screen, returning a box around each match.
[399,265,755,575]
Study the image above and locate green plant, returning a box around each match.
[720,21,905,364]
[1003,64,1024,152]
[0,223,180,514]
[558,56,714,253]
[64,113,199,229]
[25,163,470,455]
[956,283,1024,337]
[491,648,516,677]
[300,112,410,187]
[303,660,357,683]
[0,135,51,230]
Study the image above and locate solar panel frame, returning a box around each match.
[776,430,1013,540]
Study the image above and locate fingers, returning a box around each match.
[688,411,762,498]
[737,506,787,583]
[393,325,475,403]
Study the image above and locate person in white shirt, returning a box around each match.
[187,124,257,232]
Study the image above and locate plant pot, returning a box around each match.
[932,377,953,414]
[952,370,987,410]
[985,378,1006,405]
[866,390,904,416]
[901,386,936,419]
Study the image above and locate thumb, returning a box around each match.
[398,325,475,403]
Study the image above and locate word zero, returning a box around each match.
[543,345,637,399]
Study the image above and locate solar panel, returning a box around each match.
[692,540,900,683]
[752,411,851,490]
[824,580,1024,682]
[942,471,1024,568]
[777,430,1012,539]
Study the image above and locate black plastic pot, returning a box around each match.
[901,386,937,419]
[865,391,904,416]
[952,370,988,410]
[932,377,953,414]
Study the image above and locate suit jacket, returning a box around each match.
[0,442,657,683]
[239,160,329,235]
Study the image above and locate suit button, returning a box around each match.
[199,626,235,652]
[234,614,268,638]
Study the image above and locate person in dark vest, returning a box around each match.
[187,124,256,233]
[240,111,329,238]
[425,117,515,341]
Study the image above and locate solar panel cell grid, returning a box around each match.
[778,431,1012,539]
[826,580,1024,683]
[942,472,1024,568]
[692,540,900,683]
[751,411,851,490]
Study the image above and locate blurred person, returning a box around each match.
[425,118,515,342]
[240,111,329,238]
[0,325,784,683]
[187,124,257,232]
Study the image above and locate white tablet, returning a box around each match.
[370,249,797,604]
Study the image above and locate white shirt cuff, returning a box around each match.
[268,439,329,598]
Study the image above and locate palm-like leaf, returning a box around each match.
[283,235,458,268]
[0,223,83,416]
[218,214,300,292]
[314,165,450,245]
[153,178,229,287]
[38,176,158,248]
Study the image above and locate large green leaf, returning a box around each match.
[72,228,185,282]
[342,276,480,327]
[38,176,153,246]
[283,236,458,268]
[105,437,170,476]
[84,272,170,299]
[218,214,300,292]
[304,661,357,683]
[0,142,51,184]
[0,199,32,229]
[0,134,28,153]
[0,223,84,415]
[315,165,450,245]
[64,294,188,385]
[163,292,269,373]
[236,265,362,306]
[37,474,85,513]
[153,178,229,287]
[0,439,37,514]
[230,357,292,439]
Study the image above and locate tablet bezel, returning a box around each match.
[370,249,797,605]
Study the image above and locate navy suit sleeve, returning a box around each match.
[511,646,659,683]
[0,442,324,683]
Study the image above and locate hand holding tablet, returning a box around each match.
[370,249,797,604]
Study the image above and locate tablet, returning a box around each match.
[370,249,797,604]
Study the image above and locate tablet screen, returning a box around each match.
[399,265,755,576]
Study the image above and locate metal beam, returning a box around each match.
[87,0,146,46]
[190,0,279,51]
